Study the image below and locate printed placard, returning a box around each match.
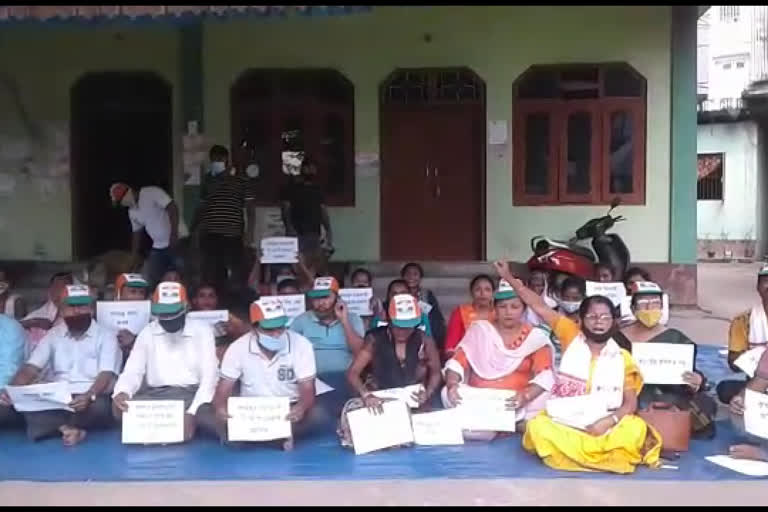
[339,288,374,316]
[271,294,306,319]
[121,400,185,444]
[227,396,292,442]
[260,237,299,264]
[585,281,627,307]
[455,385,518,432]
[187,310,229,326]
[347,399,414,455]
[96,300,151,334]
[411,409,464,446]
[5,382,73,412]
[632,343,694,385]
[744,389,768,440]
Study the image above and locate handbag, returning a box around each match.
[637,401,691,453]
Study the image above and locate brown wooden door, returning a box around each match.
[380,105,483,261]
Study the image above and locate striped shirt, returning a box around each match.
[199,173,257,237]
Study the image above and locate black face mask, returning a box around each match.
[582,325,614,344]
[159,314,186,334]
[64,314,92,335]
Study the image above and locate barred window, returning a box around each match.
[697,153,724,200]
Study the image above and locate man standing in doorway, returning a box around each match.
[280,157,334,275]
[109,182,181,289]
[192,145,256,292]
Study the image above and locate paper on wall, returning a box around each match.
[631,342,695,385]
[347,399,414,455]
[227,396,292,442]
[121,400,185,444]
[5,382,73,412]
[455,385,518,432]
[96,300,151,335]
[339,288,374,316]
[411,409,464,446]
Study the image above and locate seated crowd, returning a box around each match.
[0,255,766,473]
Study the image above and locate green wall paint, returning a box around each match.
[0,25,181,261]
[669,6,699,264]
[203,6,674,262]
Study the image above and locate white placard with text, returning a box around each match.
[96,300,151,334]
[744,389,768,440]
[347,400,414,455]
[585,281,627,307]
[339,288,374,316]
[5,382,73,413]
[632,343,694,385]
[271,294,306,319]
[411,409,464,446]
[121,400,185,444]
[371,384,424,409]
[187,310,229,326]
[227,396,292,442]
[260,237,299,264]
[455,385,518,432]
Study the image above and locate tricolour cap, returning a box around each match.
[759,265,768,276]
[116,273,148,291]
[629,281,663,296]
[62,284,94,306]
[151,281,188,315]
[494,279,518,301]
[109,182,130,205]
[306,276,340,299]
[388,294,422,328]
[250,297,289,329]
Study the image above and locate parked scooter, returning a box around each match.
[527,197,630,285]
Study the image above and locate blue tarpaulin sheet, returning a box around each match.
[0,345,763,482]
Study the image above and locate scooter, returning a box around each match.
[527,197,631,282]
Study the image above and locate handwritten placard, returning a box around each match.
[270,294,306,319]
[371,384,424,409]
[96,300,151,334]
[744,389,768,440]
[455,385,518,432]
[260,237,299,264]
[227,396,292,442]
[121,400,185,444]
[546,394,608,431]
[411,409,464,446]
[347,399,414,455]
[187,310,229,326]
[632,343,694,385]
[585,281,627,307]
[339,288,374,316]
[5,382,73,412]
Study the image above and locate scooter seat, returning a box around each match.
[542,238,596,261]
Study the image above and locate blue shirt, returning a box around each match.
[289,310,365,376]
[0,314,25,387]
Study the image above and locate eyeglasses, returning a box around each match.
[584,313,613,323]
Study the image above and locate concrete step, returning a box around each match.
[350,261,500,279]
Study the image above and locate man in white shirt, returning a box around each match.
[112,282,218,442]
[1,285,121,445]
[110,182,182,288]
[197,297,320,450]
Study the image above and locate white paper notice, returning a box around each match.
[735,346,767,378]
[5,382,73,412]
[371,384,424,409]
[411,409,464,446]
[121,400,185,444]
[705,455,768,476]
[546,394,608,431]
[227,396,292,442]
[273,294,306,319]
[187,310,229,326]
[586,281,627,307]
[631,343,694,385]
[96,300,151,334]
[455,385,518,432]
[488,120,508,145]
[315,379,334,396]
[347,399,414,455]
[744,389,768,440]
[260,237,299,264]
[339,288,374,316]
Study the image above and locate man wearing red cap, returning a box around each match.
[1,285,121,446]
[109,182,181,288]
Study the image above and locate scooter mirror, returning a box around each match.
[610,196,622,210]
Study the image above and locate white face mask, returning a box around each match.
[209,161,227,176]
[559,300,582,315]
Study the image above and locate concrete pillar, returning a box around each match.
[179,22,204,226]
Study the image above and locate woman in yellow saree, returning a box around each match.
[493,261,662,474]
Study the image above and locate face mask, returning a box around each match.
[635,309,662,328]
[64,314,92,335]
[209,161,226,176]
[159,312,186,334]
[258,332,286,352]
[559,300,582,315]
[582,325,614,344]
